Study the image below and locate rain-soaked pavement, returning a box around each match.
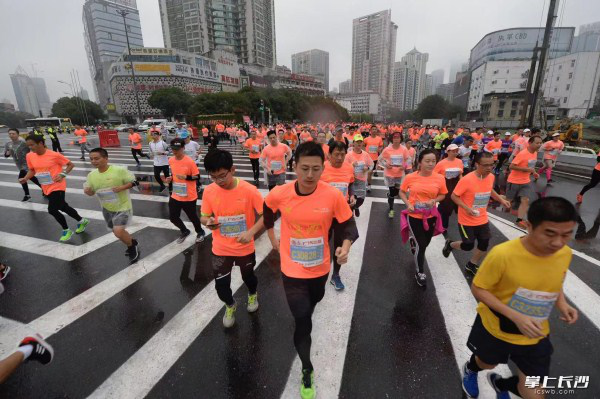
[0,133,599,398]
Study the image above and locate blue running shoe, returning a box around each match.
[462,361,479,398]
[487,372,510,399]
[330,274,345,291]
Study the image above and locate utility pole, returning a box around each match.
[519,43,539,127]
[117,8,143,123]
[260,99,265,124]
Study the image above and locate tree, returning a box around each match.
[413,95,448,120]
[0,111,36,129]
[148,87,192,119]
[387,107,415,123]
[51,97,106,125]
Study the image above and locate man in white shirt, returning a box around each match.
[149,130,172,193]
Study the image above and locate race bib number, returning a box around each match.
[354,162,365,175]
[445,168,461,179]
[390,155,403,166]
[462,157,470,168]
[218,215,247,237]
[368,145,378,153]
[329,182,348,197]
[492,148,500,155]
[507,287,559,321]
[415,202,431,210]
[550,149,559,156]
[173,182,188,197]
[252,145,259,153]
[270,160,283,172]
[406,157,413,167]
[290,237,324,267]
[473,192,491,209]
[96,188,118,204]
[527,159,537,168]
[36,171,53,185]
[501,147,509,153]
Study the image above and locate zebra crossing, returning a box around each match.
[0,136,599,398]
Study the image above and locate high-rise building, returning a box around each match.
[78,89,90,101]
[392,48,429,110]
[431,69,444,93]
[31,78,52,117]
[351,10,397,100]
[424,74,433,98]
[83,0,144,109]
[159,0,276,68]
[10,68,51,117]
[291,49,329,91]
[436,82,455,103]
[339,79,352,95]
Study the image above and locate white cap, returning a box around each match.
[447,143,459,150]
[552,132,560,137]
[505,132,511,136]
[487,130,494,135]
[523,128,531,133]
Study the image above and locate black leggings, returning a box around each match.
[497,153,509,170]
[19,170,40,196]
[250,158,260,181]
[282,274,328,371]
[168,197,203,234]
[329,220,345,276]
[408,216,436,273]
[47,191,82,230]
[580,169,600,196]
[438,197,458,230]
[131,148,148,163]
[213,254,257,306]
[388,187,399,210]
[154,165,172,190]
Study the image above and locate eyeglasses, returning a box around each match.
[209,170,231,182]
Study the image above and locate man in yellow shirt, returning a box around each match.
[461,197,578,399]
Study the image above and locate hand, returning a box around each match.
[270,236,280,252]
[18,177,27,185]
[467,207,478,216]
[512,313,545,338]
[335,246,350,264]
[176,174,186,180]
[349,195,357,207]
[84,186,95,196]
[205,217,220,230]
[266,169,273,176]
[407,204,415,213]
[236,231,254,244]
[352,161,358,167]
[427,200,436,208]
[363,166,369,172]
[500,198,511,209]
[532,172,539,179]
[557,301,578,325]
[112,185,125,193]
[163,176,173,183]
[53,174,64,183]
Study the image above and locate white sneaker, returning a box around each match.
[247,293,259,313]
[223,302,237,328]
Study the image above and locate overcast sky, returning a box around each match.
[0,0,598,107]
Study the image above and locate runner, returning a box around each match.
[128,128,149,165]
[506,136,542,229]
[73,125,91,161]
[201,125,209,145]
[283,126,299,170]
[263,141,358,399]
[149,130,172,193]
[328,126,349,150]
[19,134,89,242]
[4,128,41,201]
[576,148,600,203]
[495,132,513,174]
[399,149,448,286]
[244,130,262,185]
[442,152,510,274]
[404,140,416,174]
[164,138,206,243]
[433,144,463,230]
[259,130,292,191]
[509,128,531,164]
[484,131,503,166]
[461,196,578,399]
[320,141,356,290]
[181,131,203,194]
[363,126,384,191]
[84,148,140,263]
[200,149,264,328]
[459,136,475,174]
[378,132,409,218]
[316,131,329,160]
[0,335,54,384]
[345,134,373,217]
[538,133,564,184]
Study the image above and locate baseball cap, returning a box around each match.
[523,128,531,133]
[487,130,494,135]
[180,131,189,139]
[353,134,364,142]
[505,132,511,136]
[552,132,560,137]
[170,138,185,149]
[447,143,459,151]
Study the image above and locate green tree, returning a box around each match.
[148,87,192,119]
[51,97,106,125]
[387,107,415,123]
[0,111,36,128]
[413,95,448,120]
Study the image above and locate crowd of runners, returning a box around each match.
[1,121,599,399]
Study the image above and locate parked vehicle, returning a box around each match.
[137,119,168,131]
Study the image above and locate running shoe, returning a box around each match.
[487,372,510,399]
[195,232,205,243]
[415,272,427,287]
[75,218,89,234]
[126,240,140,264]
[80,157,85,161]
[0,264,10,281]
[515,220,528,230]
[388,209,395,219]
[59,229,73,242]
[300,369,315,399]
[19,334,54,365]
[354,207,360,217]
[330,274,345,290]
[547,179,554,184]
[462,361,479,398]
[247,293,259,313]
[22,195,31,202]
[465,261,479,275]
[373,171,378,177]
[442,239,453,258]
[576,194,583,203]
[223,302,237,328]
[177,229,191,244]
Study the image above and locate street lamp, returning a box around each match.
[116,8,143,123]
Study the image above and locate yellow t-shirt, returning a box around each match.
[473,238,571,345]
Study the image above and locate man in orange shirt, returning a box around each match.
[538,133,564,184]
[283,126,298,170]
[201,126,210,145]
[259,130,292,190]
[201,149,264,328]
[434,144,464,229]
[73,125,91,161]
[507,135,542,229]
[264,141,358,399]
[19,134,89,241]
[345,135,373,217]
[363,126,384,190]
[244,130,262,185]
[128,127,149,165]
[378,132,408,218]
[164,138,206,243]
[484,131,503,163]
[442,152,510,274]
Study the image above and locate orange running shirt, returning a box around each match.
[400,172,448,219]
[471,133,483,150]
[596,151,600,171]
[363,136,383,160]
[453,171,495,226]
[507,150,538,184]
[283,133,298,149]
[320,161,355,200]
[26,150,70,195]
[74,129,88,143]
[169,156,199,201]
[485,140,503,160]
[202,127,209,137]
[264,180,353,278]
[215,123,225,133]
[244,138,262,159]
[344,150,373,181]
[542,140,564,160]
[260,143,291,175]
[129,133,142,150]
[379,145,409,178]
[201,179,264,257]
[433,158,464,180]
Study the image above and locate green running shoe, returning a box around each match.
[388,209,395,219]
[223,302,237,328]
[59,229,73,242]
[247,293,259,313]
[75,218,89,234]
[300,369,315,399]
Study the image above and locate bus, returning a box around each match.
[25,117,73,132]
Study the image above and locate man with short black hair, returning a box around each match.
[259,130,292,191]
[5,128,41,201]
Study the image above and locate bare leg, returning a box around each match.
[518,196,530,220]
[0,352,24,384]
[113,226,133,247]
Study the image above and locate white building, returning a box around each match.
[542,52,600,118]
[467,60,531,114]
[336,92,380,115]
[291,49,329,92]
[392,48,429,110]
[424,74,433,98]
[351,10,397,100]
[339,79,352,95]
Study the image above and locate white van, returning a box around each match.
[138,119,168,131]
